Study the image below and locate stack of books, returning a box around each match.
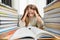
[44,0,60,35]
[0,3,18,39]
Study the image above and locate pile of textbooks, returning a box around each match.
[0,3,18,38]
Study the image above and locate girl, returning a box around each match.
[19,4,44,29]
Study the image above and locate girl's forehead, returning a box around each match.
[27,7,36,10]
[28,8,35,11]
[28,8,33,10]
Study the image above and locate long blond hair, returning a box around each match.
[21,4,41,26]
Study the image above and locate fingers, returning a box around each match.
[25,10,28,15]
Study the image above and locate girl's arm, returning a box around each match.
[34,11,42,22]
[37,19,44,29]
[35,11,44,29]
[22,11,28,21]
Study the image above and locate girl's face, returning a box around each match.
[27,8,35,18]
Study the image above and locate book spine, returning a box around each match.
[0,4,18,35]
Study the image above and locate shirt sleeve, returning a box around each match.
[19,20,25,28]
[36,19,44,29]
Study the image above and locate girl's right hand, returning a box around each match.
[25,10,28,15]
[22,10,28,21]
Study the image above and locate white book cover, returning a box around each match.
[0,17,18,20]
[0,26,17,34]
[0,8,18,16]
[0,24,17,27]
[1,21,17,24]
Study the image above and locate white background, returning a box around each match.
[0,0,46,17]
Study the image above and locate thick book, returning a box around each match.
[9,26,55,40]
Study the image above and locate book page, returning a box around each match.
[9,27,36,40]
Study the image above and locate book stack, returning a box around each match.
[0,3,18,39]
[44,0,60,35]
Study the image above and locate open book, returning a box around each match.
[9,26,55,40]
